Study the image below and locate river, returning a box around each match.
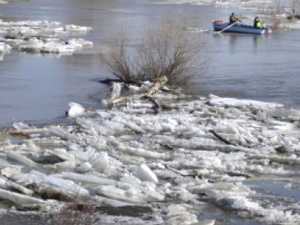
[0,0,299,127]
[1,1,300,225]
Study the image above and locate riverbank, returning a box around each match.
[0,83,300,224]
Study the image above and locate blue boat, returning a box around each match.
[213,19,272,35]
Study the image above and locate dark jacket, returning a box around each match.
[254,17,262,28]
[229,13,240,24]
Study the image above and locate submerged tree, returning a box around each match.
[100,14,207,87]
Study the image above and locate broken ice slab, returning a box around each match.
[0,19,93,57]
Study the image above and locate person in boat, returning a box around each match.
[254,16,263,28]
[229,12,241,24]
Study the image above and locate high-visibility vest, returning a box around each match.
[257,20,262,28]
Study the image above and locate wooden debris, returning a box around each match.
[0,127,13,142]
[111,76,168,114]
[208,130,236,146]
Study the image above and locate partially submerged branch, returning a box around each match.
[105,76,168,114]
[209,130,236,146]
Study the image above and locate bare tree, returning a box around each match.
[101,30,137,82]
[289,0,300,19]
[100,14,207,86]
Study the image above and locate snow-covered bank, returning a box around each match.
[0,20,93,60]
[1,85,300,224]
[151,0,274,9]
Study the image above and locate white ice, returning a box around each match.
[1,79,300,224]
[66,102,86,118]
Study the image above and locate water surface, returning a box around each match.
[1,1,300,224]
[0,0,299,126]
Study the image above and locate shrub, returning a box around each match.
[101,14,207,86]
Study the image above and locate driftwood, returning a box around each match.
[8,130,31,138]
[208,130,236,146]
[0,127,13,142]
[166,165,194,177]
[0,127,34,143]
[110,76,168,114]
[98,78,143,86]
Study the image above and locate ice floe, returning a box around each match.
[136,164,159,184]
[0,19,93,60]
[1,84,300,224]
[66,102,87,118]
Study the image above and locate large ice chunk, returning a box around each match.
[136,164,158,184]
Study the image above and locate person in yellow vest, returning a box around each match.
[254,16,263,28]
